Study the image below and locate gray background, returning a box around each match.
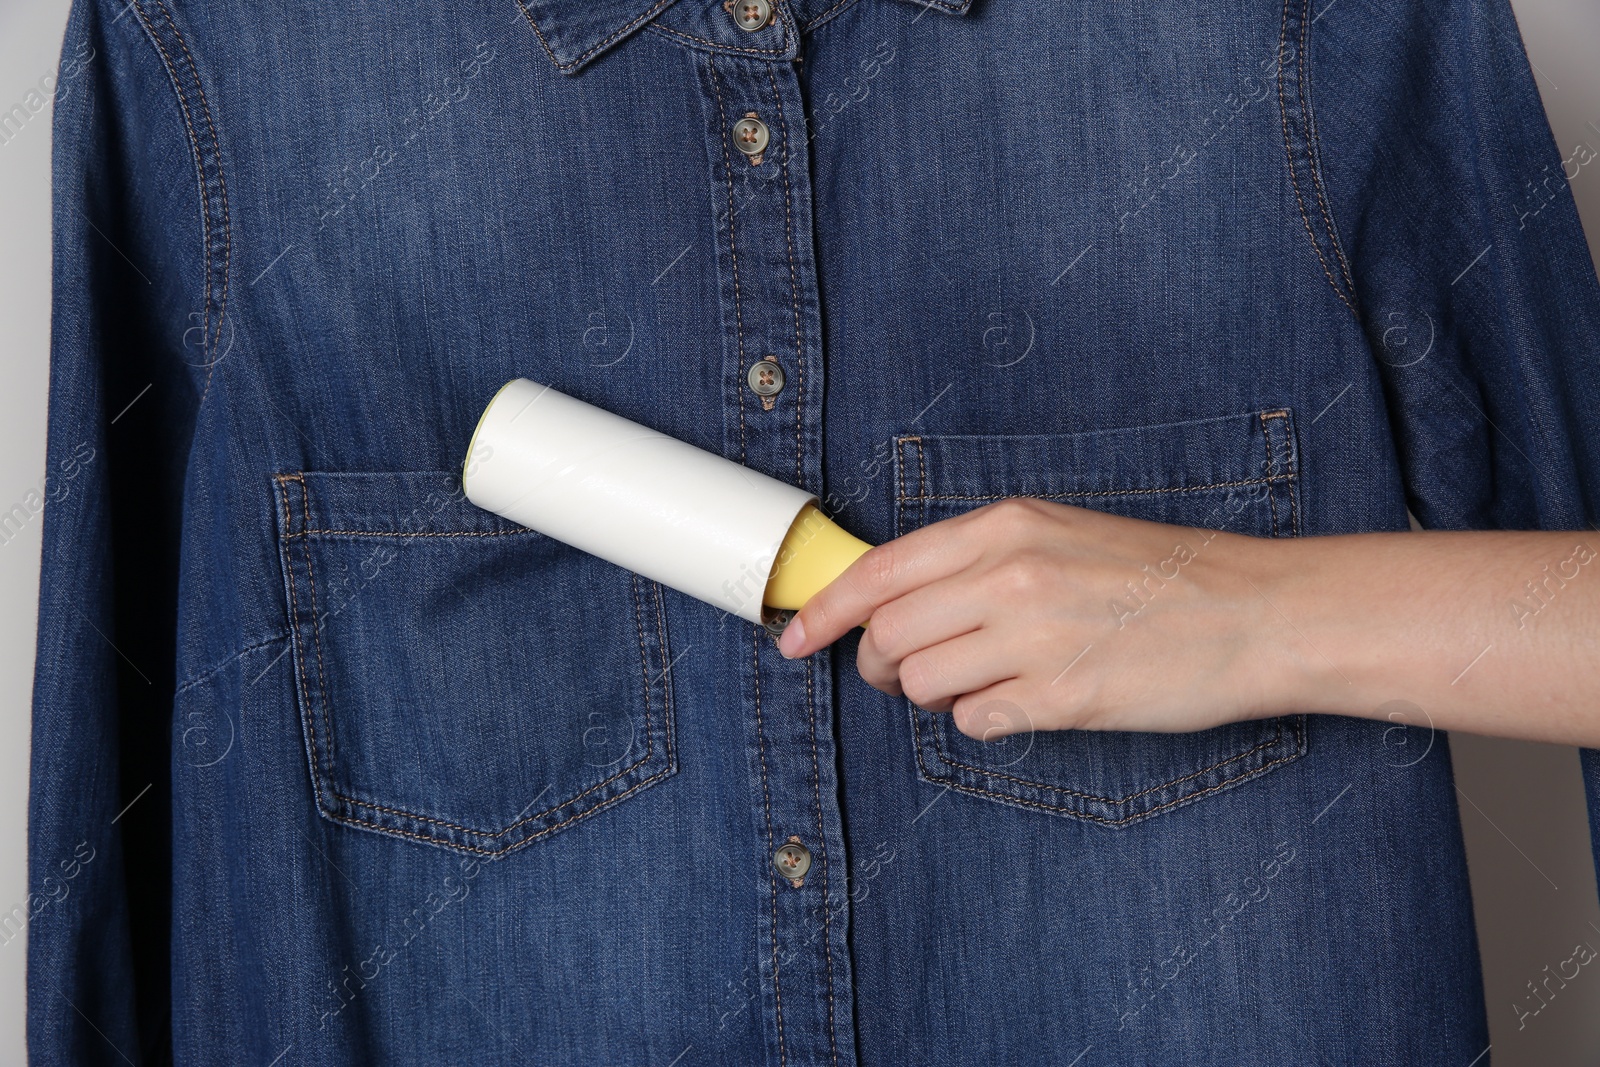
[2,0,1599,1062]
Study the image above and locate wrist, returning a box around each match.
[1226,532,1361,720]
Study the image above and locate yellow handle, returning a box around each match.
[763,503,873,617]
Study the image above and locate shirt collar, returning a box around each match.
[514,0,974,74]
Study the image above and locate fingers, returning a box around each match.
[948,680,1040,741]
[881,628,1018,713]
[778,504,1002,658]
[853,576,988,694]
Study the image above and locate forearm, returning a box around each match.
[1252,530,1600,746]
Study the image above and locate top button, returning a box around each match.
[732,0,773,31]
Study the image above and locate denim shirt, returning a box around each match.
[29,0,1600,1061]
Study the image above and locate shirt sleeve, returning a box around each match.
[29,0,212,1060]
[1306,0,1600,874]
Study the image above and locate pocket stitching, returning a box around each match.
[275,472,672,851]
[316,767,676,858]
[915,434,927,504]
[1258,409,1302,538]
[912,716,1306,827]
[276,475,336,820]
[650,575,678,781]
[1259,411,1281,538]
[1278,411,1301,536]
[895,436,913,510]
[918,712,1295,807]
[296,475,340,771]
[893,432,1296,503]
[905,477,1292,503]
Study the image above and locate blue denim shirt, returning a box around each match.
[30,0,1600,1061]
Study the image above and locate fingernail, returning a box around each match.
[778,616,806,658]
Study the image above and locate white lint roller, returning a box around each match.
[461,379,872,625]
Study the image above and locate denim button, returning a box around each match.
[733,115,769,158]
[763,608,794,635]
[748,359,784,397]
[774,839,811,880]
[732,0,773,31]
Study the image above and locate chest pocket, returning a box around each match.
[272,471,676,857]
[894,409,1307,828]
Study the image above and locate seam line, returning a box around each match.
[172,631,291,696]
[646,20,788,56]
[1275,0,1356,316]
[514,0,677,72]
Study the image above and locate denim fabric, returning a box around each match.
[29,0,1600,1061]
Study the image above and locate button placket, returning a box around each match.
[694,49,856,1067]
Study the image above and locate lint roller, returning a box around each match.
[461,379,872,626]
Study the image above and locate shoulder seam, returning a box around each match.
[1276,0,1360,318]
[126,0,232,407]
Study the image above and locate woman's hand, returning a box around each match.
[778,501,1600,748]
[777,497,1295,740]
